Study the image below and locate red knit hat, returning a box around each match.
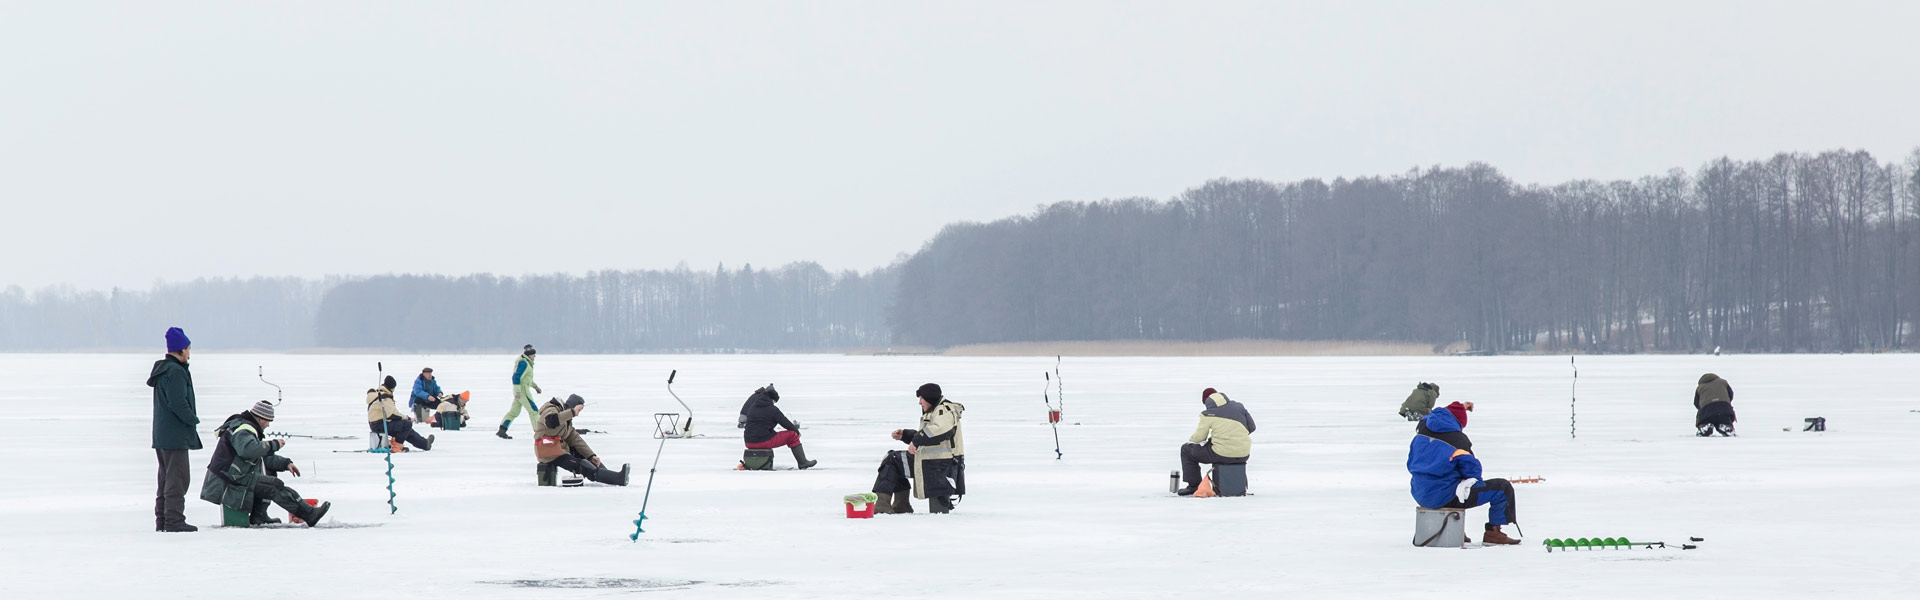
[1445,401,1470,427]
[1201,388,1218,403]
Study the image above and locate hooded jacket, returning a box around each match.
[148,355,202,450]
[1407,407,1482,509]
[366,385,403,423]
[1189,392,1256,458]
[740,388,797,445]
[1693,373,1733,409]
[535,399,594,463]
[904,398,966,499]
[199,413,291,510]
[1399,383,1439,417]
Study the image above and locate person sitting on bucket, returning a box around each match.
[367,376,434,451]
[1407,401,1520,545]
[199,401,332,527]
[892,383,965,513]
[1176,388,1255,496]
[1692,373,1736,437]
[1398,382,1440,421]
[741,384,817,469]
[537,395,630,486]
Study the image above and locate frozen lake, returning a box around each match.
[1,352,1914,598]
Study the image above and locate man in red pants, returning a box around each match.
[741,385,816,469]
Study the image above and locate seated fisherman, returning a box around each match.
[200,401,332,527]
[1407,401,1520,545]
[410,367,444,421]
[1693,373,1736,437]
[1176,388,1254,496]
[367,376,434,451]
[536,394,630,486]
[741,384,816,469]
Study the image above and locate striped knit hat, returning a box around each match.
[248,400,276,421]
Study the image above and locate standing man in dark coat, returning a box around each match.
[148,327,201,532]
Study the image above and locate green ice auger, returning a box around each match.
[1544,537,1700,552]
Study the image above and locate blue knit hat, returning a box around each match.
[165,327,191,353]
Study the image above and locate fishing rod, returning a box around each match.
[1044,372,1061,460]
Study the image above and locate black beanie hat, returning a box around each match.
[524,344,536,356]
[916,383,942,402]
[563,394,585,410]
[383,375,398,390]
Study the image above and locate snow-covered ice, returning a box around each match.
[2,353,1915,598]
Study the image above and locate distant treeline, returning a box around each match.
[6,148,1917,353]
[313,264,895,351]
[892,149,1920,353]
[0,277,329,351]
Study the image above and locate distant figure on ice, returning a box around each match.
[367,376,434,451]
[1693,373,1736,437]
[1176,388,1255,496]
[892,383,966,513]
[1407,401,1520,545]
[413,367,469,429]
[1398,382,1441,421]
[150,327,201,533]
[499,345,542,439]
[536,395,630,486]
[741,385,817,469]
[201,401,332,527]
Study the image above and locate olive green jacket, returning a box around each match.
[199,415,292,510]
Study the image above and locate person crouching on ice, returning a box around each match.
[893,383,965,513]
[200,401,331,527]
[742,385,817,469]
[537,395,630,486]
[367,376,433,451]
[1693,373,1736,437]
[1407,401,1520,545]
[1176,388,1255,496]
[1398,382,1440,421]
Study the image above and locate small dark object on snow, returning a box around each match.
[1803,417,1826,432]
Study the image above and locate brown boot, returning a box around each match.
[1482,524,1520,545]
[890,491,914,514]
[873,493,895,514]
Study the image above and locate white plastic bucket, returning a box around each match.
[1413,507,1466,548]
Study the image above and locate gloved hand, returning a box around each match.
[1456,478,1480,503]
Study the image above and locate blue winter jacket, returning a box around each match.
[410,376,443,409]
[1406,407,1483,508]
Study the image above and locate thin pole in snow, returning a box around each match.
[1570,356,1578,440]
[632,369,675,541]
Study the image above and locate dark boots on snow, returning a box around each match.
[419,434,434,451]
[790,444,818,470]
[302,501,332,528]
[585,463,631,486]
[1175,484,1199,496]
[1482,524,1520,545]
[874,492,916,514]
[496,422,513,440]
[930,495,955,514]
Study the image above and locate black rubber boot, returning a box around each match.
[790,444,818,470]
[873,493,896,514]
[418,434,434,451]
[930,495,954,514]
[496,422,512,440]
[890,492,914,514]
[302,501,331,528]
[249,499,280,526]
[586,463,629,486]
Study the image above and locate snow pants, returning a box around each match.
[250,473,312,521]
[1695,402,1736,428]
[1180,442,1247,486]
[501,390,538,428]
[548,453,625,485]
[154,449,191,529]
[368,417,432,449]
[745,430,801,449]
[1444,478,1517,526]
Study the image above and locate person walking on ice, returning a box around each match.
[498,344,542,439]
[149,327,201,532]
[1175,388,1254,496]
[1407,401,1521,545]
[1692,373,1736,437]
[200,401,332,527]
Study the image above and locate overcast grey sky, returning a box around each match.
[4,1,1917,291]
